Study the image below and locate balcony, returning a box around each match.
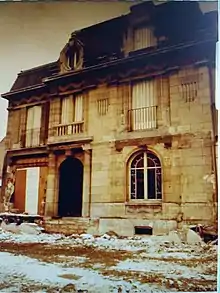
[48,121,87,145]
[52,121,84,136]
[128,106,157,131]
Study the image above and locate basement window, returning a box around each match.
[134,226,153,235]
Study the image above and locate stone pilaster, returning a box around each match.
[45,153,56,217]
[82,144,92,217]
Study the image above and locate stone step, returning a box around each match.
[43,218,99,236]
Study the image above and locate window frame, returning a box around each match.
[129,78,158,131]
[128,150,162,202]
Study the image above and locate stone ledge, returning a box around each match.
[125,201,162,206]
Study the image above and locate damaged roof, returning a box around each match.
[3,0,218,96]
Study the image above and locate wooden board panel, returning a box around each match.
[14,169,26,212]
[38,166,48,215]
[25,167,40,214]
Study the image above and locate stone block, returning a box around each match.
[91,203,125,218]
[162,203,180,219]
[98,218,177,237]
[90,187,110,202]
[186,229,203,244]
[181,203,214,221]
[177,125,191,134]
[168,231,182,244]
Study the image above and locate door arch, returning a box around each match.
[58,157,83,217]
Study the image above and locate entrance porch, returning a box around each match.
[44,141,92,219]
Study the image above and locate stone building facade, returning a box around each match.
[1,1,218,235]
[0,137,6,196]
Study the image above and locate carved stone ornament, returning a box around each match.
[3,167,16,212]
[60,33,84,73]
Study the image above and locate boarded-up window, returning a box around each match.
[26,105,42,147]
[130,79,157,130]
[14,167,41,214]
[133,27,157,51]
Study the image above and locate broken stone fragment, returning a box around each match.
[186,229,203,245]
[60,283,77,293]
[168,231,182,244]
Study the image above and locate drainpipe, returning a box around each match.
[208,61,218,223]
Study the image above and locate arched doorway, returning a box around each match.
[58,157,83,217]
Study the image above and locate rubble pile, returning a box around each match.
[0,212,44,235]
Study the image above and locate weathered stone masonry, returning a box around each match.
[1,1,217,236]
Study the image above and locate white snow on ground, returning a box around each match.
[113,258,216,281]
[0,228,64,243]
[0,229,217,292]
[0,252,168,293]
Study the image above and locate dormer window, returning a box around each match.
[133,26,157,51]
[60,33,83,73]
[67,48,80,70]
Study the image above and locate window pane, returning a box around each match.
[130,169,136,199]
[147,151,161,167]
[156,168,162,199]
[147,168,156,199]
[147,157,155,167]
[131,153,144,168]
[136,169,144,199]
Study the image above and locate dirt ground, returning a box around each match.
[0,232,217,293]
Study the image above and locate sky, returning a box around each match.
[0,1,217,140]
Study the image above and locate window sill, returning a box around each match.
[125,200,162,206]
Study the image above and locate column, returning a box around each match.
[82,144,92,217]
[45,152,56,217]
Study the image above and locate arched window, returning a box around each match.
[129,150,162,200]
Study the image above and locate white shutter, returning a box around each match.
[132,80,157,130]
[134,27,157,51]
[74,94,83,122]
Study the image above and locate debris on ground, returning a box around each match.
[190,224,218,244]
[0,229,217,292]
[168,231,182,244]
[186,229,203,245]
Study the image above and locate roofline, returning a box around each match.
[2,83,46,99]
[44,37,216,83]
[2,37,216,99]
[73,14,127,36]
[18,60,58,75]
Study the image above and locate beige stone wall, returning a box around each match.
[87,65,216,225]
[5,63,216,231]
[0,138,6,176]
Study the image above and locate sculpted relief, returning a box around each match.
[60,33,84,73]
